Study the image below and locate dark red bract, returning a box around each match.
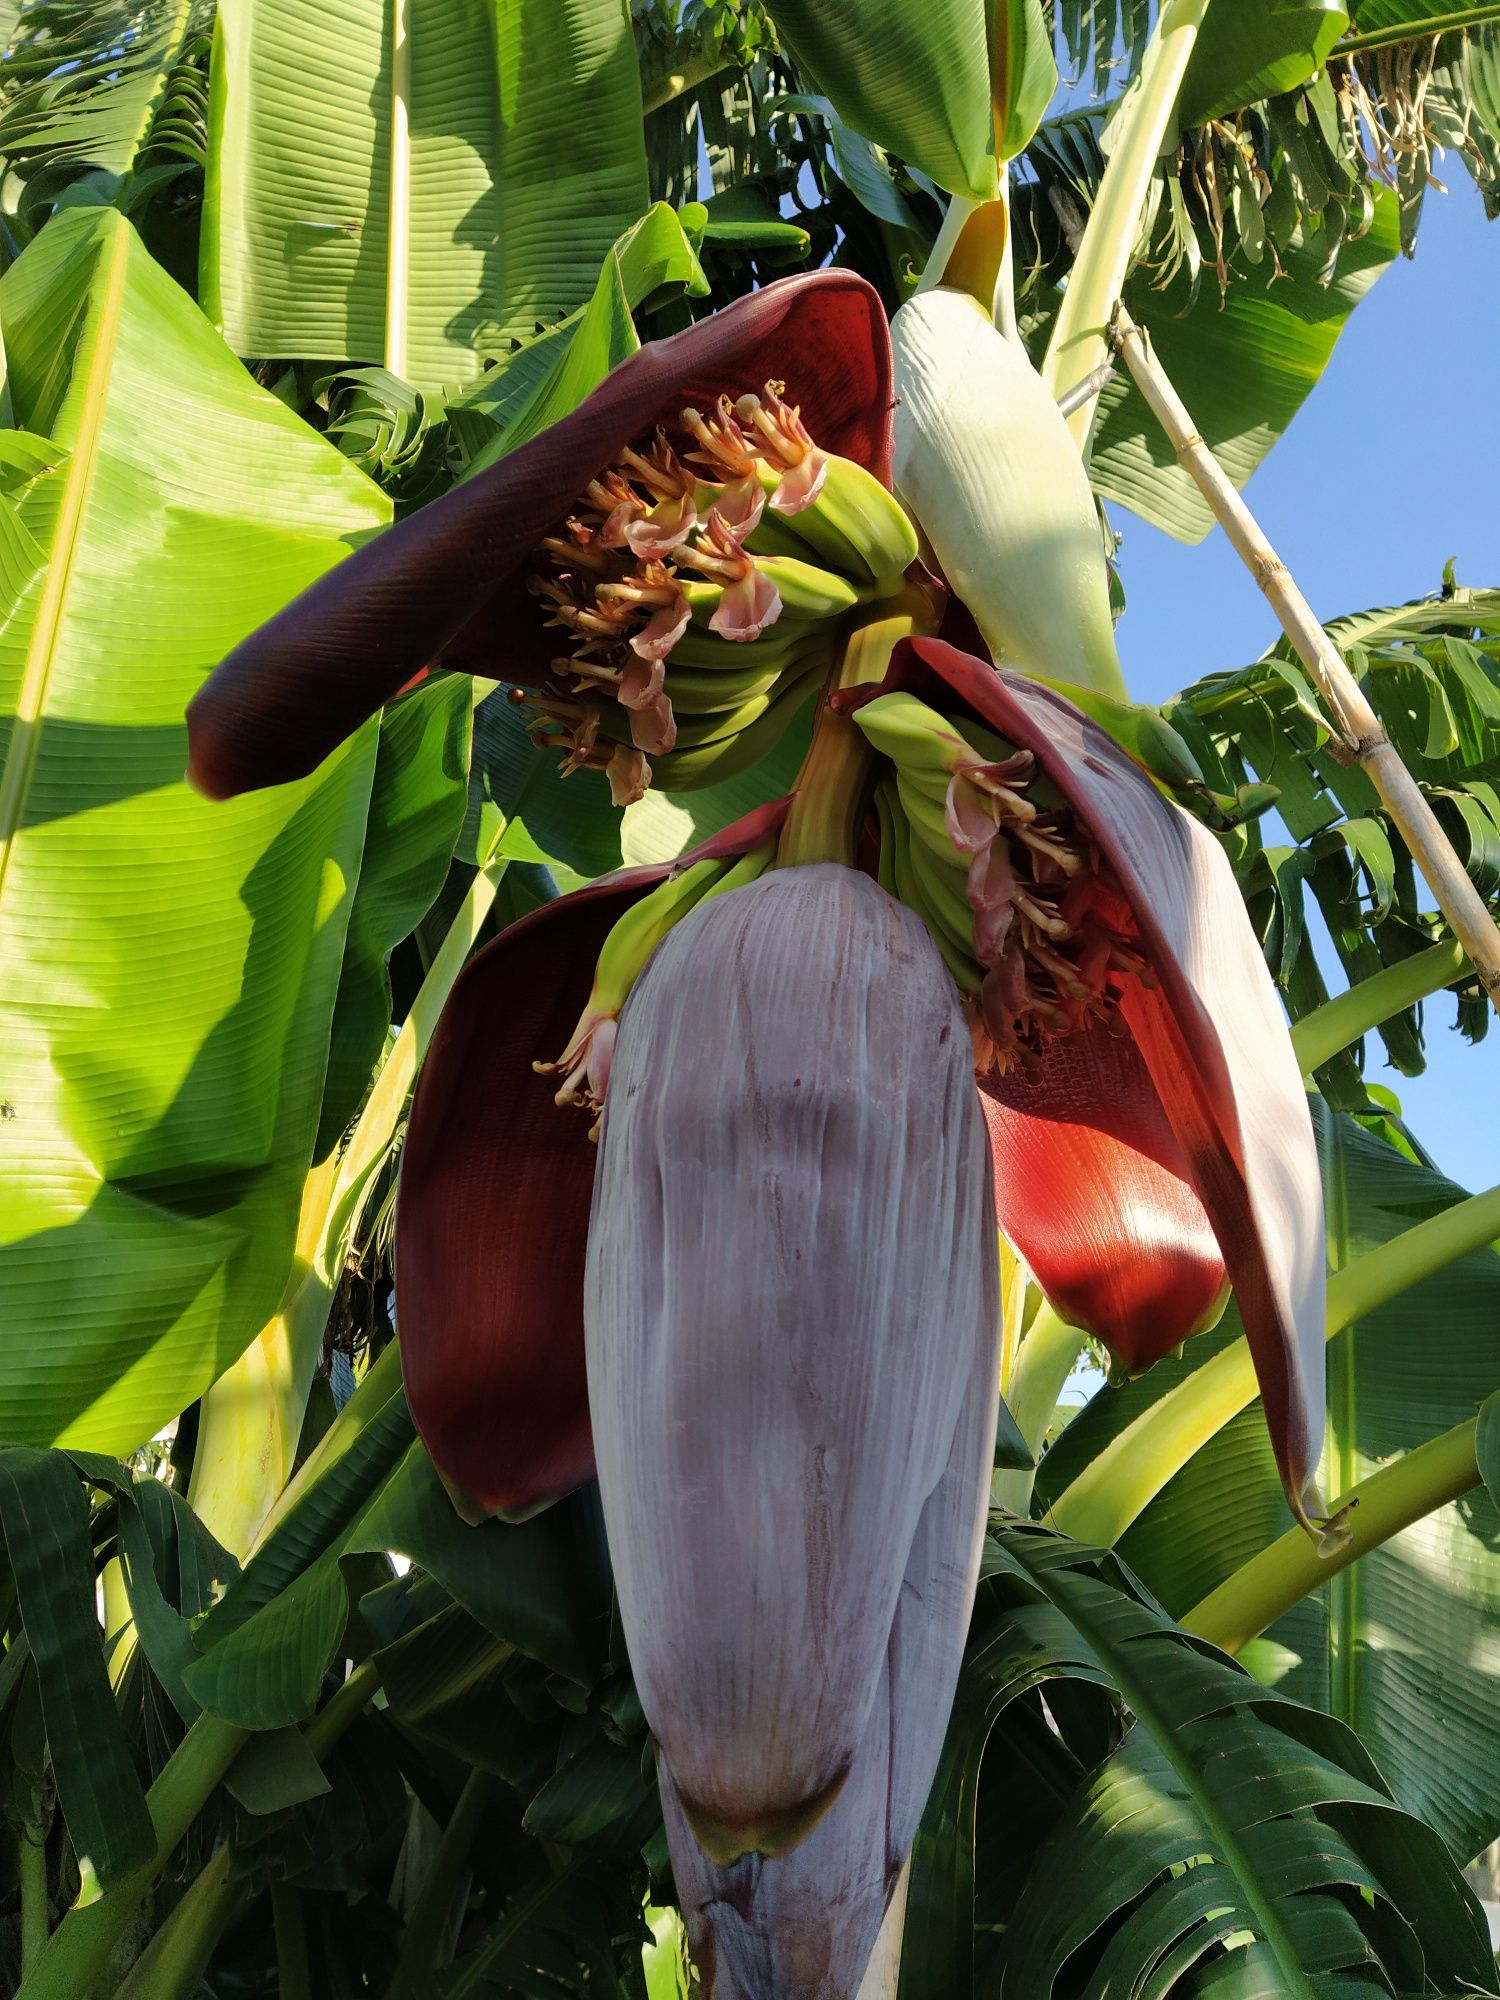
[186,273,893,801]
[396,801,790,1519]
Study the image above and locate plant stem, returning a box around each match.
[195,850,507,1561]
[775,593,933,868]
[1042,0,1214,436]
[1046,1181,1500,1548]
[304,1658,382,1760]
[271,1883,313,2000]
[992,1304,1087,1514]
[16,1713,248,2000]
[1110,302,1500,1016]
[1183,1418,1481,1654]
[1290,939,1470,1075]
[1337,5,1500,54]
[19,1826,48,1976]
[387,1769,494,1999]
[111,1847,238,2000]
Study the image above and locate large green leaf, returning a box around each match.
[757,0,998,200]
[490,0,650,349]
[316,673,470,1155]
[1180,1,1351,127]
[1038,1107,1500,1865]
[203,0,648,389]
[1091,187,1400,543]
[901,1521,1494,1997]
[0,204,389,1454]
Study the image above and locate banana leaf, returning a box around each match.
[0,205,390,1453]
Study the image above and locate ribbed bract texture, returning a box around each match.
[891,289,1127,697]
[585,864,999,1996]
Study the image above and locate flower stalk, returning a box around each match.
[1109,300,1500,1017]
[1183,1416,1483,1655]
[1047,1179,1500,1549]
[774,590,936,869]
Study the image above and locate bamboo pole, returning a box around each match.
[1108,300,1500,1015]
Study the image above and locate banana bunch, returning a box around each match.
[737,455,920,593]
[863,693,994,991]
[536,842,777,1130]
[527,415,920,802]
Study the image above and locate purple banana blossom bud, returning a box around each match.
[585,864,1001,1994]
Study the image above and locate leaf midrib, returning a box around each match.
[0,218,131,908]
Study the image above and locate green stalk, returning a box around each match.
[111,1848,237,2000]
[271,1883,312,2000]
[22,1663,383,2000]
[191,848,509,1558]
[1290,939,1469,1075]
[1046,1181,1500,1548]
[304,1658,382,1760]
[19,1828,48,1976]
[1042,0,1214,438]
[775,594,933,868]
[16,1713,248,2000]
[992,1304,1087,1514]
[386,1770,495,1999]
[1337,5,1500,53]
[1183,1418,1481,1654]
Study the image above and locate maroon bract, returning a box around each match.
[396,801,789,1520]
[586,865,999,1990]
[842,638,1328,1527]
[186,272,892,802]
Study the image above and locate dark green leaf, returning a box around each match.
[0,1448,153,1887]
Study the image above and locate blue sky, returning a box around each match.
[1108,173,1500,1194]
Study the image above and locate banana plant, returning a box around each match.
[5,1,1500,1996]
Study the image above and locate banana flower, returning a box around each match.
[184,267,1330,1995]
[186,270,909,808]
[843,635,1328,1530]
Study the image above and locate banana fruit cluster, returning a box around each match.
[521,385,919,804]
[854,690,1151,1070]
[534,841,777,1131]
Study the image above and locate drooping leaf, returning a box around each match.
[0,0,211,230]
[902,1519,1494,1997]
[1091,188,1400,543]
[0,205,388,1454]
[1180,0,1351,127]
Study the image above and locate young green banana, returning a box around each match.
[738,458,919,591]
[650,666,823,792]
[681,557,864,629]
